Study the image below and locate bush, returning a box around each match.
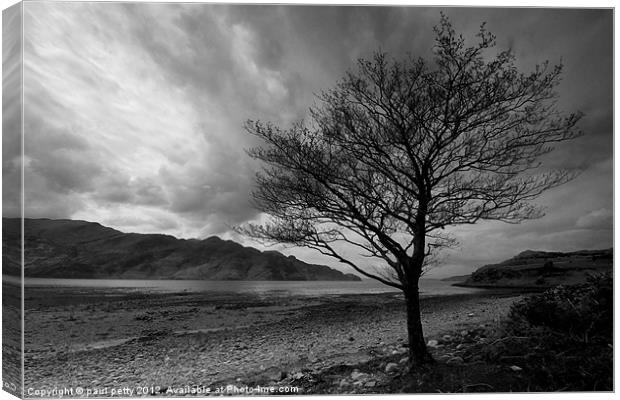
[487,273,614,391]
[506,273,612,343]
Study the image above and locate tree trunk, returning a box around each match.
[404,286,434,367]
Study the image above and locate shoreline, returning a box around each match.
[452,282,551,291]
[21,284,525,394]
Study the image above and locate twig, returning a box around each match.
[490,336,530,345]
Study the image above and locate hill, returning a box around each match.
[459,249,612,288]
[440,274,471,282]
[2,218,360,281]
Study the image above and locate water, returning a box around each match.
[12,277,485,298]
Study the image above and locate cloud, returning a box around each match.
[576,208,613,230]
[2,4,23,217]
[11,4,612,276]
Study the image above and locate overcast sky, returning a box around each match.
[3,3,613,277]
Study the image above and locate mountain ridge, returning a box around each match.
[2,218,361,281]
[457,248,612,288]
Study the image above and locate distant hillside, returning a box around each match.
[2,218,360,281]
[459,249,612,288]
[441,274,471,282]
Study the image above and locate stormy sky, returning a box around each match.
[3,3,613,277]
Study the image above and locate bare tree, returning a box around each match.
[239,16,582,367]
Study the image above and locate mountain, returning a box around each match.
[2,218,361,281]
[459,248,613,288]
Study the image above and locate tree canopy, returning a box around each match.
[241,16,582,291]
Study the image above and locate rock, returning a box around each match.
[442,334,452,343]
[399,357,408,364]
[437,354,452,362]
[467,313,475,317]
[292,372,304,380]
[456,344,465,350]
[510,365,523,372]
[350,371,367,380]
[385,363,399,373]
[364,381,376,388]
[339,379,349,387]
[261,367,285,381]
[446,356,464,366]
[427,340,439,348]
[460,330,469,337]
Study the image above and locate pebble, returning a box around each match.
[364,381,376,388]
[446,356,464,365]
[399,357,408,364]
[350,371,367,380]
[510,365,523,372]
[427,340,439,347]
[385,363,399,373]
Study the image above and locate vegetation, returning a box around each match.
[417,274,613,391]
[291,275,613,393]
[241,14,582,366]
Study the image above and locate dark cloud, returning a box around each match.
[2,4,23,217]
[13,3,612,276]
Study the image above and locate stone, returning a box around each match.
[385,362,399,373]
[467,313,475,317]
[427,340,439,348]
[350,371,367,380]
[456,344,465,350]
[510,365,523,372]
[399,357,409,364]
[460,330,469,337]
[446,356,464,366]
[442,335,452,343]
[364,381,376,388]
[437,354,452,362]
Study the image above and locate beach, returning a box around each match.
[21,283,524,395]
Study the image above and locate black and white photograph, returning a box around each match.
[1,1,614,397]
